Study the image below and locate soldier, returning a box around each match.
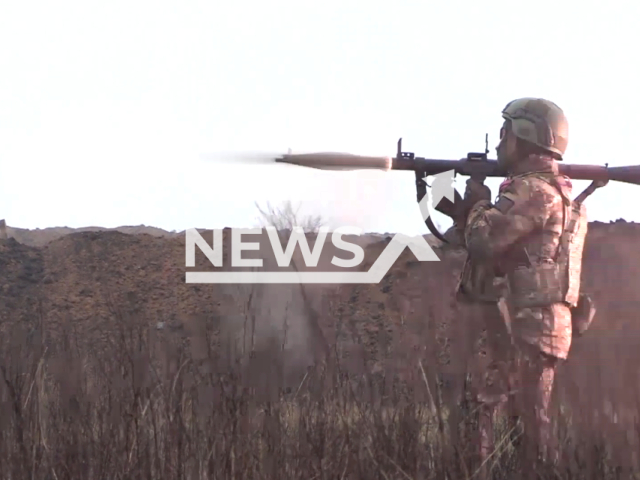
[443,98,590,471]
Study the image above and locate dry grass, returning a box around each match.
[1,297,639,480]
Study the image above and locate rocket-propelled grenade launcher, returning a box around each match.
[275,138,640,185]
[275,138,640,243]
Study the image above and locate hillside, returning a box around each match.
[1,219,639,412]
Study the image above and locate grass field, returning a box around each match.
[1,304,639,480]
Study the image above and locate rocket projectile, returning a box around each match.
[275,152,392,171]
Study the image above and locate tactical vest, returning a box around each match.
[506,175,588,309]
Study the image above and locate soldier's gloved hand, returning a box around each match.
[462,179,492,217]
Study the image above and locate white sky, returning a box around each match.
[1,0,638,236]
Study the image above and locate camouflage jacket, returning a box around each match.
[464,155,572,274]
[457,154,585,357]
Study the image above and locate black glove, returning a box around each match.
[432,179,491,222]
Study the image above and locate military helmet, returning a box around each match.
[501,97,569,159]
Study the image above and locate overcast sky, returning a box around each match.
[1,0,638,236]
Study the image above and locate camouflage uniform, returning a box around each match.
[465,155,576,360]
[450,98,589,468]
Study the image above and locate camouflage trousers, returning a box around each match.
[465,303,560,468]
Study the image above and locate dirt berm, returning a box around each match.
[0,220,639,413]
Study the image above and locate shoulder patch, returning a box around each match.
[494,195,515,213]
[499,178,514,193]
